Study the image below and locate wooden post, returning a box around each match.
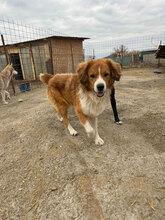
[29,44,37,80]
[38,45,43,73]
[132,53,134,64]
[48,40,54,74]
[70,43,75,73]
[1,34,10,63]
[83,49,85,61]
[1,34,16,95]
[19,49,26,80]
[93,49,95,59]
[158,40,162,67]
[44,41,53,74]
[121,44,124,67]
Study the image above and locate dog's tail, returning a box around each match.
[40,73,53,84]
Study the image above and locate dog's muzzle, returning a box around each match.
[96,83,104,97]
[94,83,106,97]
[13,70,18,75]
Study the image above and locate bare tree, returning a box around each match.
[113,45,128,58]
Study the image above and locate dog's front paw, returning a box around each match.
[3,101,8,105]
[68,124,78,136]
[70,129,78,136]
[95,136,104,145]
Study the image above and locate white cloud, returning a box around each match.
[0,0,165,41]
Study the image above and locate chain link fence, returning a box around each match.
[84,33,165,67]
[0,17,85,80]
[0,17,165,94]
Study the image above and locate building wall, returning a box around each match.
[31,44,47,79]
[0,38,84,79]
[0,53,7,71]
[0,44,48,80]
[20,47,34,80]
[143,54,165,65]
[51,38,84,73]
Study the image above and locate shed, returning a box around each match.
[156,45,165,59]
[0,36,88,80]
[139,49,165,66]
[139,50,157,62]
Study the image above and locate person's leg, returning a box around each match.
[110,88,122,125]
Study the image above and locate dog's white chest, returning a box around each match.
[79,88,110,117]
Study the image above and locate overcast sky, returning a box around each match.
[1,0,165,41]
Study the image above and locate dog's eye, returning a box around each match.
[104,73,109,77]
[90,74,95,78]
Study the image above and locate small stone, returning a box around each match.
[94,169,98,174]
[51,186,57,191]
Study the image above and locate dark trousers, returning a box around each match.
[110,88,121,123]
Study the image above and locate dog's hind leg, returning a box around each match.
[47,88,78,136]
[58,104,78,136]
[56,112,63,122]
[5,91,11,100]
[54,106,63,122]
[1,90,8,104]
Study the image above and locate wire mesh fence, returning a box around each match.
[0,16,165,89]
[84,33,165,67]
[0,16,69,45]
[0,17,85,88]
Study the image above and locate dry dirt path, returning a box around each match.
[0,68,165,220]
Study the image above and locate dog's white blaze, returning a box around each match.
[94,66,106,93]
[98,66,101,75]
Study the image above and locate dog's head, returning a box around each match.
[9,64,18,76]
[77,59,122,97]
[5,64,18,77]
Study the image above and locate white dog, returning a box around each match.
[0,64,18,104]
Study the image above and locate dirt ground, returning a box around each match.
[0,68,165,220]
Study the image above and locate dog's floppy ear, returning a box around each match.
[106,59,122,81]
[77,60,93,85]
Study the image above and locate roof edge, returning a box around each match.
[0,35,90,48]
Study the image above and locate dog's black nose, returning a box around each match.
[97,83,104,92]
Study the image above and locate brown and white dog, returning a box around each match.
[0,64,18,104]
[40,59,121,145]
